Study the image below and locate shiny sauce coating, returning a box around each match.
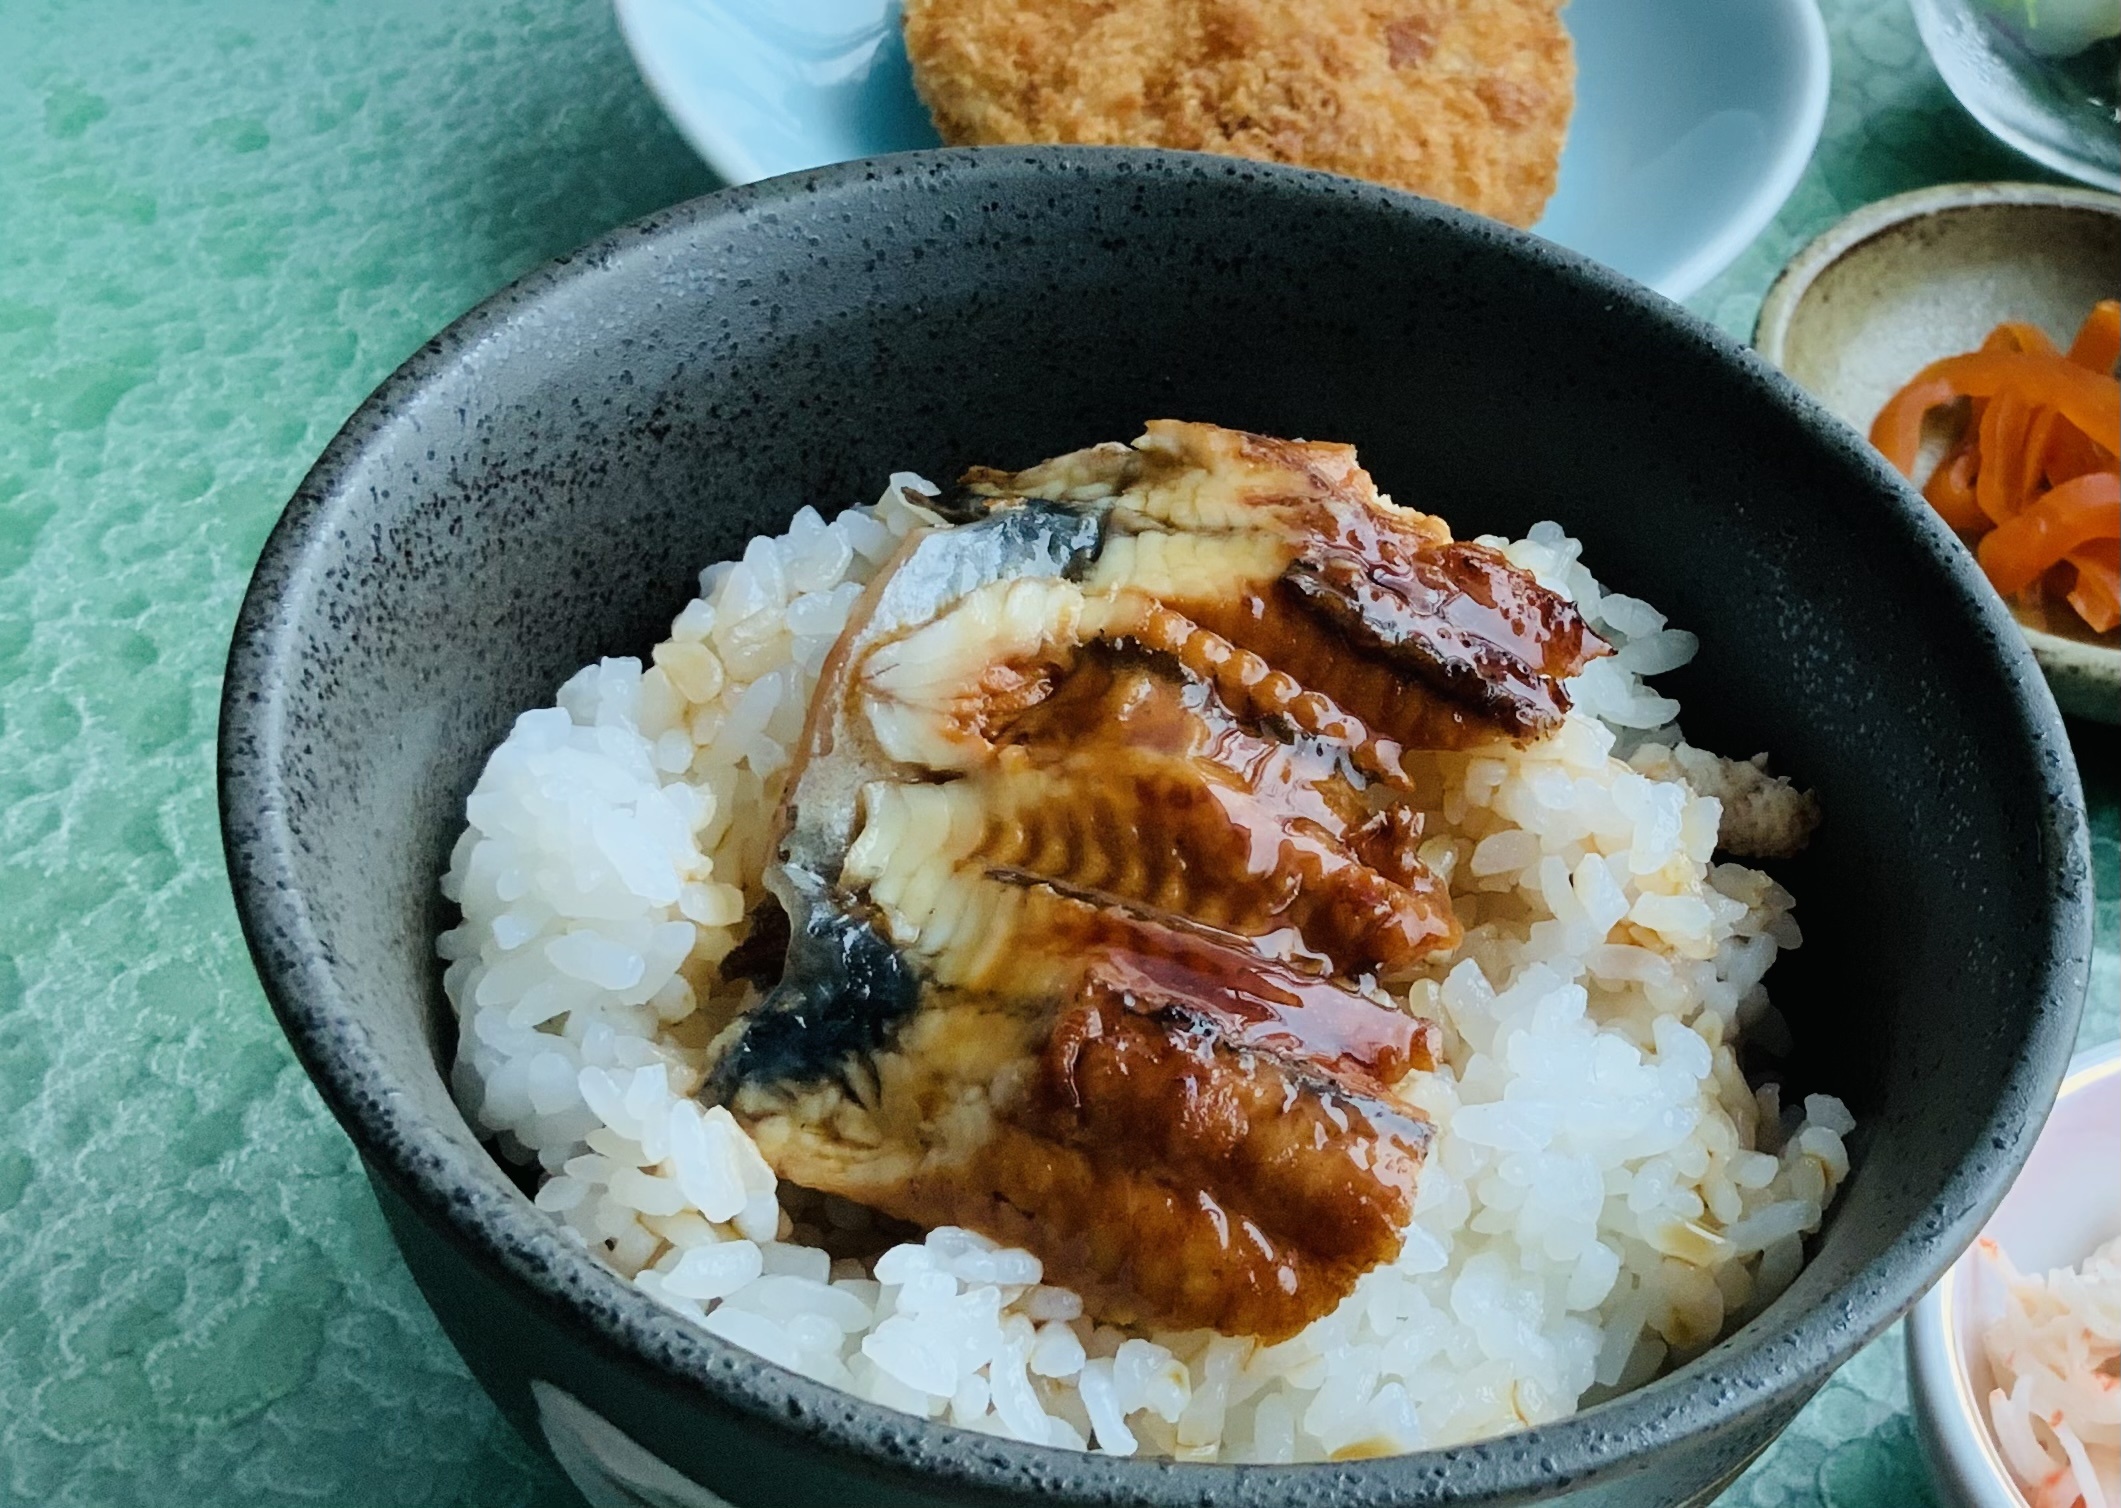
[713,421,1607,1340]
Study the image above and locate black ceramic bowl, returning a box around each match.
[220,149,2091,1508]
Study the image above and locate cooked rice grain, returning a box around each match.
[439,481,1851,1460]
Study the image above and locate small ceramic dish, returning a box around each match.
[609,0,1828,299]
[1754,182,2121,724]
[1906,1041,2121,1508]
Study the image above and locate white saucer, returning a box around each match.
[614,0,1828,299]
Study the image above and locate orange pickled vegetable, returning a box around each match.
[2018,407,2059,505]
[1923,435,1986,532]
[2067,299,2119,373]
[1976,472,2120,596]
[2042,420,2114,486]
[1975,390,2033,525]
[1872,352,2118,471]
[1871,372,1965,475]
[1871,301,2121,636]
[2066,541,2120,634]
[1986,321,2060,358]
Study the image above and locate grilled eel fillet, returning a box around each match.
[705,421,1606,1340]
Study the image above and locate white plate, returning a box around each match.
[614,0,1829,300]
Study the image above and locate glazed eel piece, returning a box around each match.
[704,421,1607,1340]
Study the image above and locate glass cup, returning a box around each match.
[1909,0,2121,190]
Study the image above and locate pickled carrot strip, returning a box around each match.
[1969,354,2112,447]
[2019,408,2059,508]
[1872,352,2119,475]
[1873,306,2121,634]
[1977,472,2121,596]
[2067,299,2119,374]
[2044,422,2115,486]
[1924,435,1986,532]
[1871,374,1961,476]
[1984,321,2060,358]
[1976,391,2033,524]
[2065,540,2120,634]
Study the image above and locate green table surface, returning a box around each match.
[0,1,2112,1503]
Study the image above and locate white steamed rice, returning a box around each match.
[437,475,1852,1461]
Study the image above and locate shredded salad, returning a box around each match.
[1974,1235,2121,1508]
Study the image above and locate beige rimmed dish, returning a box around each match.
[1754,182,2121,724]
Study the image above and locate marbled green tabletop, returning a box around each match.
[0,1,2111,1505]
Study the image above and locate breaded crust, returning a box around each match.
[901,0,1574,228]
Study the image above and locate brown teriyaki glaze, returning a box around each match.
[707,422,1606,1340]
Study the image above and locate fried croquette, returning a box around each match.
[901,0,1575,228]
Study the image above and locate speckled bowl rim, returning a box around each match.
[1751,181,2121,367]
[220,147,2093,1505]
[1751,180,2121,721]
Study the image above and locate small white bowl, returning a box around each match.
[1907,1041,2121,1508]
